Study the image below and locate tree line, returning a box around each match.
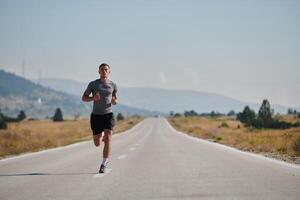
[0,107,65,129]
[169,99,299,130]
[0,106,127,130]
[237,99,299,129]
[170,110,229,118]
[0,109,27,129]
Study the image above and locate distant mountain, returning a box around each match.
[37,78,292,114]
[118,87,290,114]
[37,78,86,97]
[0,70,95,118]
[0,70,159,118]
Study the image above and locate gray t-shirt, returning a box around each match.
[84,79,117,115]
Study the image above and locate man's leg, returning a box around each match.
[93,133,103,147]
[103,129,112,159]
[99,129,112,173]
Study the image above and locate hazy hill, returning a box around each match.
[38,78,291,114]
[0,70,91,118]
[37,78,86,97]
[0,70,159,118]
[116,87,290,114]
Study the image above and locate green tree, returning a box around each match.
[0,109,7,129]
[17,110,26,121]
[287,108,297,115]
[227,110,235,116]
[169,111,174,117]
[236,106,256,126]
[174,113,182,117]
[116,113,125,121]
[210,111,216,117]
[287,108,294,115]
[184,110,198,117]
[293,109,298,115]
[53,107,63,122]
[257,99,273,127]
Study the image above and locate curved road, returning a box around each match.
[0,118,299,200]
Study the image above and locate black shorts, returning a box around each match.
[90,112,115,135]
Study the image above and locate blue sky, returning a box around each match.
[0,0,299,107]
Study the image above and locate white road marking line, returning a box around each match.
[130,147,136,151]
[93,168,112,178]
[118,154,127,159]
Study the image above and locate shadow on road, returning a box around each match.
[0,172,97,176]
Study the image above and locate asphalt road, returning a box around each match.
[0,118,299,200]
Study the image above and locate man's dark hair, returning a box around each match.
[99,63,110,69]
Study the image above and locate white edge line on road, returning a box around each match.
[129,147,136,151]
[163,118,300,170]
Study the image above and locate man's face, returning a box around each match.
[99,66,110,78]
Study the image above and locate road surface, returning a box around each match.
[0,118,299,200]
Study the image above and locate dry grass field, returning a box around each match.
[0,116,143,158]
[168,116,300,164]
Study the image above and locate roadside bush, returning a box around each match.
[270,119,293,129]
[174,113,182,117]
[219,122,229,128]
[117,113,125,121]
[212,135,222,142]
[0,113,7,129]
[293,136,300,153]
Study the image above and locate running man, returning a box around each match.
[82,63,118,173]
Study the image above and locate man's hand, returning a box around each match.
[93,92,101,101]
[111,96,117,105]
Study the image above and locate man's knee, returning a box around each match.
[104,130,112,143]
[94,140,100,147]
[93,134,101,147]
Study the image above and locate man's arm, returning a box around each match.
[82,91,101,102]
[111,83,118,105]
[82,91,93,102]
[82,82,101,102]
[111,95,118,105]
[111,82,118,105]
